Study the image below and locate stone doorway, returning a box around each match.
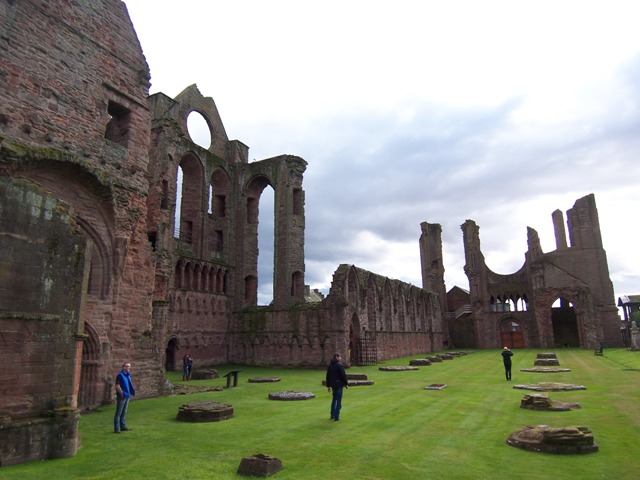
[551,298,579,347]
[165,338,178,372]
[500,319,524,348]
[78,322,101,410]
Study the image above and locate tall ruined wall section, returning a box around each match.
[146,85,308,369]
[460,194,621,349]
[419,221,449,343]
[329,264,445,362]
[0,0,167,465]
[539,195,620,346]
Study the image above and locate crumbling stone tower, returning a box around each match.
[459,194,621,349]
[419,222,448,326]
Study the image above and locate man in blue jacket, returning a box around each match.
[326,353,349,421]
[114,362,135,433]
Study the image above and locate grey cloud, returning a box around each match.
[254,53,640,303]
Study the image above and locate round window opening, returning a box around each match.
[187,111,212,149]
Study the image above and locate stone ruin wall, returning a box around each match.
[0,0,167,465]
[4,0,621,467]
[0,178,86,466]
[325,264,446,364]
[198,261,447,368]
[459,194,621,350]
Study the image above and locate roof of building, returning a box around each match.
[447,286,470,295]
[617,295,640,306]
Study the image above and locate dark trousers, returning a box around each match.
[330,386,344,419]
[114,396,130,431]
[504,364,512,380]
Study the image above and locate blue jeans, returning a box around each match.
[330,387,344,420]
[114,396,130,431]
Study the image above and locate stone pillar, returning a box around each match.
[552,209,568,250]
[272,156,307,308]
[630,322,640,351]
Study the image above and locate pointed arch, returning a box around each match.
[209,167,231,218]
[551,296,579,347]
[174,152,205,244]
[366,274,379,331]
[78,322,101,410]
[165,337,179,371]
[382,280,393,331]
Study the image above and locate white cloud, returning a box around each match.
[125,0,640,306]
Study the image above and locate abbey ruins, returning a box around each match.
[0,0,622,466]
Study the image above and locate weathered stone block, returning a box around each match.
[237,453,283,477]
[507,425,598,454]
[409,359,432,366]
[534,358,560,367]
[536,353,558,359]
[176,401,234,422]
[190,369,219,380]
[519,393,580,411]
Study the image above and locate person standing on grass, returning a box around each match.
[502,346,513,381]
[182,353,193,381]
[326,353,349,421]
[114,362,135,433]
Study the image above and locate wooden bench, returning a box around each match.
[224,370,241,388]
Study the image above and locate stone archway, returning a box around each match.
[165,338,178,372]
[551,298,579,347]
[78,322,101,410]
[500,318,524,348]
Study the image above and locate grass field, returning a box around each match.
[3,349,640,480]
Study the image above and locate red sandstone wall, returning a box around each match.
[0,178,86,465]
[0,0,166,465]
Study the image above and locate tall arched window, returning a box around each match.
[174,154,204,244]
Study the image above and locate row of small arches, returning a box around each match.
[169,292,228,315]
[490,294,529,312]
[175,259,229,294]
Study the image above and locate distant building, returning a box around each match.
[617,295,640,347]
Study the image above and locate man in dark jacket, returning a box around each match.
[326,353,349,421]
[502,346,513,381]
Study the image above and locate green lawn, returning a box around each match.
[3,349,640,480]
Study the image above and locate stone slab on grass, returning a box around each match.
[424,384,447,390]
[268,391,315,400]
[379,366,419,371]
[521,367,571,373]
[513,382,586,392]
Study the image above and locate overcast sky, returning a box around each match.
[124,0,640,307]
